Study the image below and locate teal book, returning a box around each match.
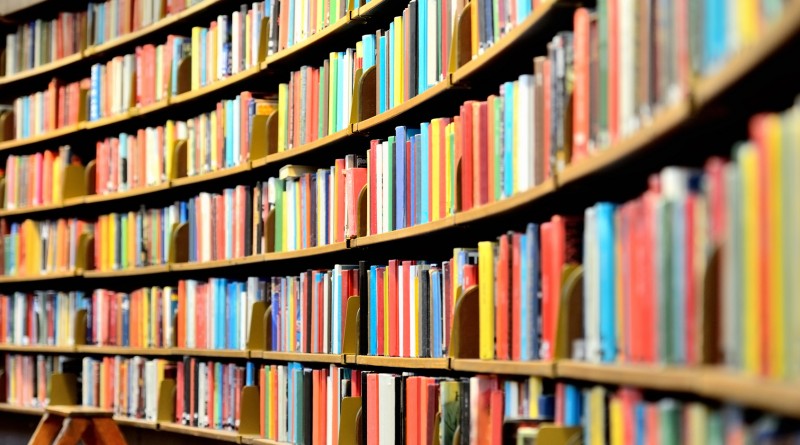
[379,35,387,113]
[503,81,514,198]
[596,202,616,363]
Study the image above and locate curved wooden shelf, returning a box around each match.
[260,351,345,364]
[356,80,452,134]
[85,110,137,130]
[0,52,83,87]
[0,403,44,416]
[450,359,555,377]
[0,124,82,153]
[170,348,250,359]
[171,259,240,272]
[0,344,76,353]
[262,14,353,68]
[252,127,354,169]
[0,270,78,284]
[84,264,170,279]
[84,182,172,205]
[263,242,349,262]
[698,368,800,419]
[0,201,63,218]
[76,345,174,357]
[242,437,292,445]
[556,360,701,393]
[171,163,252,188]
[355,355,450,370]
[170,66,261,107]
[160,422,242,443]
[113,416,159,430]
[351,216,456,248]
[454,180,556,226]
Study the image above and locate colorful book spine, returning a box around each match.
[1,218,90,276]
[94,204,179,271]
[89,55,136,121]
[88,287,176,348]
[3,146,73,210]
[12,79,86,139]
[4,11,87,76]
[0,291,82,346]
[176,277,264,351]
[86,0,201,47]
[175,358,248,430]
[266,0,357,56]
[259,363,355,443]
[81,356,173,420]
[4,354,67,408]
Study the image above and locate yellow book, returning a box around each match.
[393,16,403,105]
[431,119,441,220]
[588,386,606,445]
[191,27,201,90]
[245,14,252,68]
[766,113,785,378]
[109,214,117,270]
[527,377,541,418]
[686,403,707,445]
[151,286,159,347]
[356,41,363,61]
[384,267,390,356]
[609,395,623,445]
[737,143,760,374]
[471,0,480,57]
[165,120,175,181]
[445,122,453,216]
[738,0,759,46]
[52,154,62,203]
[789,104,800,379]
[278,83,289,151]
[478,241,495,359]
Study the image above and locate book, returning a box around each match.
[0,291,83,347]
[1,218,89,276]
[3,146,74,210]
[4,353,69,408]
[11,79,85,140]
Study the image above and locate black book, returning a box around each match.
[183,356,191,425]
[395,375,405,445]
[460,378,470,445]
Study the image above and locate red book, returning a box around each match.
[312,370,320,444]
[376,267,385,356]
[476,102,489,206]
[388,260,399,356]
[486,96,496,203]
[641,179,660,362]
[418,378,430,445]
[511,233,522,360]
[368,141,379,235]
[496,234,510,360]
[402,261,413,357]
[406,377,419,445]
[215,195,225,259]
[331,366,339,445]
[464,264,478,289]
[207,363,215,428]
[367,374,379,445]
[490,389,504,445]
[572,8,590,162]
[320,369,328,444]
[335,158,346,243]
[554,382,565,425]
[540,222,555,360]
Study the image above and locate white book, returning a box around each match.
[398,263,404,356]
[427,0,437,86]
[409,265,418,358]
[323,272,331,353]
[378,374,395,445]
[278,366,286,442]
[583,206,600,363]
[518,75,535,192]
[232,12,242,75]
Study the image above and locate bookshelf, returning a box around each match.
[1,0,800,443]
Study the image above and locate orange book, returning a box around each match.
[496,233,510,360]
[319,369,327,445]
[331,366,339,445]
[486,96,496,203]
[313,369,320,444]
[572,8,591,161]
[406,377,419,445]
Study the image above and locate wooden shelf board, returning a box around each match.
[693,0,800,106]
[0,201,63,218]
[264,242,348,261]
[85,110,137,130]
[0,270,77,284]
[0,51,83,87]
[451,0,562,85]
[556,102,692,187]
[83,182,172,205]
[255,127,353,169]
[241,436,293,445]
[356,80,451,134]
[63,196,85,207]
[136,99,170,118]
[344,354,357,364]
[160,422,242,443]
[356,355,450,370]
[171,163,252,188]
[0,344,76,353]
[264,14,352,66]
[170,66,261,107]
[698,368,800,418]
[0,403,44,416]
[451,359,555,377]
[113,416,159,430]
[0,124,83,152]
[454,180,556,226]
[76,345,173,356]
[170,348,250,359]
[352,216,456,248]
[556,360,700,393]
[260,351,345,364]
[84,264,170,279]
[171,259,240,272]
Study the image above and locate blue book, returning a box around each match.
[420,123,430,223]
[121,293,130,346]
[200,28,208,86]
[503,82,514,198]
[90,65,100,121]
[179,201,188,223]
[596,203,617,363]
[379,36,387,113]
[431,269,442,357]
[564,384,582,427]
[369,266,378,354]
[246,362,255,386]
[395,126,407,230]
[409,134,417,226]
[418,0,427,93]
[215,362,223,425]
[705,0,726,72]
[362,34,376,70]
[287,0,294,47]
